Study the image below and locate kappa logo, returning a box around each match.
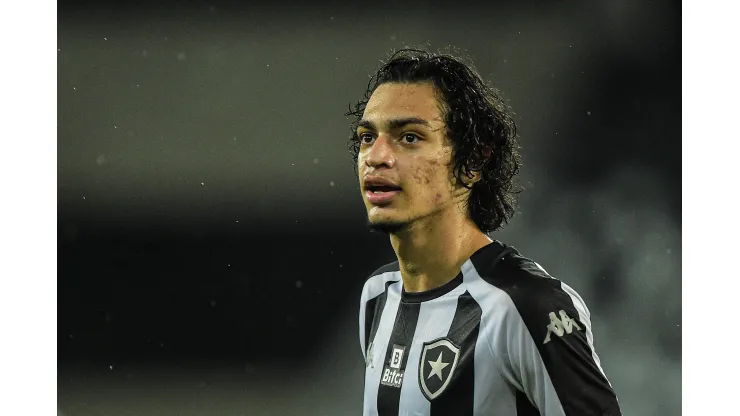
[543,310,582,344]
[366,342,375,368]
[380,344,406,388]
[418,338,460,401]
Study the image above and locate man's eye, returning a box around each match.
[359,133,375,144]
[401,133,421,144]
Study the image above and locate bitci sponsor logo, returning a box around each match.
[380,344,406,388]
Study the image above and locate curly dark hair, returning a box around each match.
[346,48,522,233]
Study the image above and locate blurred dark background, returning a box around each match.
[58,0,681,414]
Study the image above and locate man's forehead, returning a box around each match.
[363,82,443,123]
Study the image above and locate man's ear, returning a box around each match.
[464,170,482,186]
[451,166,481,189]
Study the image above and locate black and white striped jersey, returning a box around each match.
[358,241,621,416]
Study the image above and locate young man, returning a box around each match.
[349,49,622,416]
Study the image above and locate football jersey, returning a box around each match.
[359,241,621,415]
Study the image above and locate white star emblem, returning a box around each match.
[427,351,450,381]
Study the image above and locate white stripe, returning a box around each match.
[397,283,468,415]
[559,281,610,386]
[461,259,518,416]
[462,259,566,416]
[363,280,403,416]
[359,271,402,359]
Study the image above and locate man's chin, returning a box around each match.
[366,218,410,234]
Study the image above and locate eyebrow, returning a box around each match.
[358,117,433,131]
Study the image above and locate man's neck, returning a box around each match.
[389,211,492,294]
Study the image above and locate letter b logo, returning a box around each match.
[390,345,405,369]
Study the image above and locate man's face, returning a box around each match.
[357,82,464,233]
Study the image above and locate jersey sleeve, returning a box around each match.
[358,278,375,360]
[496,277,622,416]
[358,262,401,360]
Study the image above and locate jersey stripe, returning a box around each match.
[462,259,519,416]
[429,290,481,416]
[533,262,610,386]
[501,288,606,415]
[559,281,610,385]
[398,283,467,414]
[377,302,421,416]
[363,280,403,415]
[360,270,402,359]
[469,268,568,415]
[516,390,540,415]
[366,280,399,358]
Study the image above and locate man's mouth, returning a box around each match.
[364,185,402,205]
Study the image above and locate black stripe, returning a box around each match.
[366,280,396,354]
[429,291,481,416]
[515,390,539,416]
[376,301,421,416]
[468,240,517,277]
[364,295,380,356]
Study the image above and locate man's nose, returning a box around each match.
[364,134,395,168]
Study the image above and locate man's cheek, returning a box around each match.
[411,167,430,185]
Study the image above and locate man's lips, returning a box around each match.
[365,189,401,205]
[363,176,402,206]
[362,175,402,205]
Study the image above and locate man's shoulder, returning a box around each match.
[366,260,401,280]
[360,260,401,301]
[471,247,592,351]
[473,246,587,316]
